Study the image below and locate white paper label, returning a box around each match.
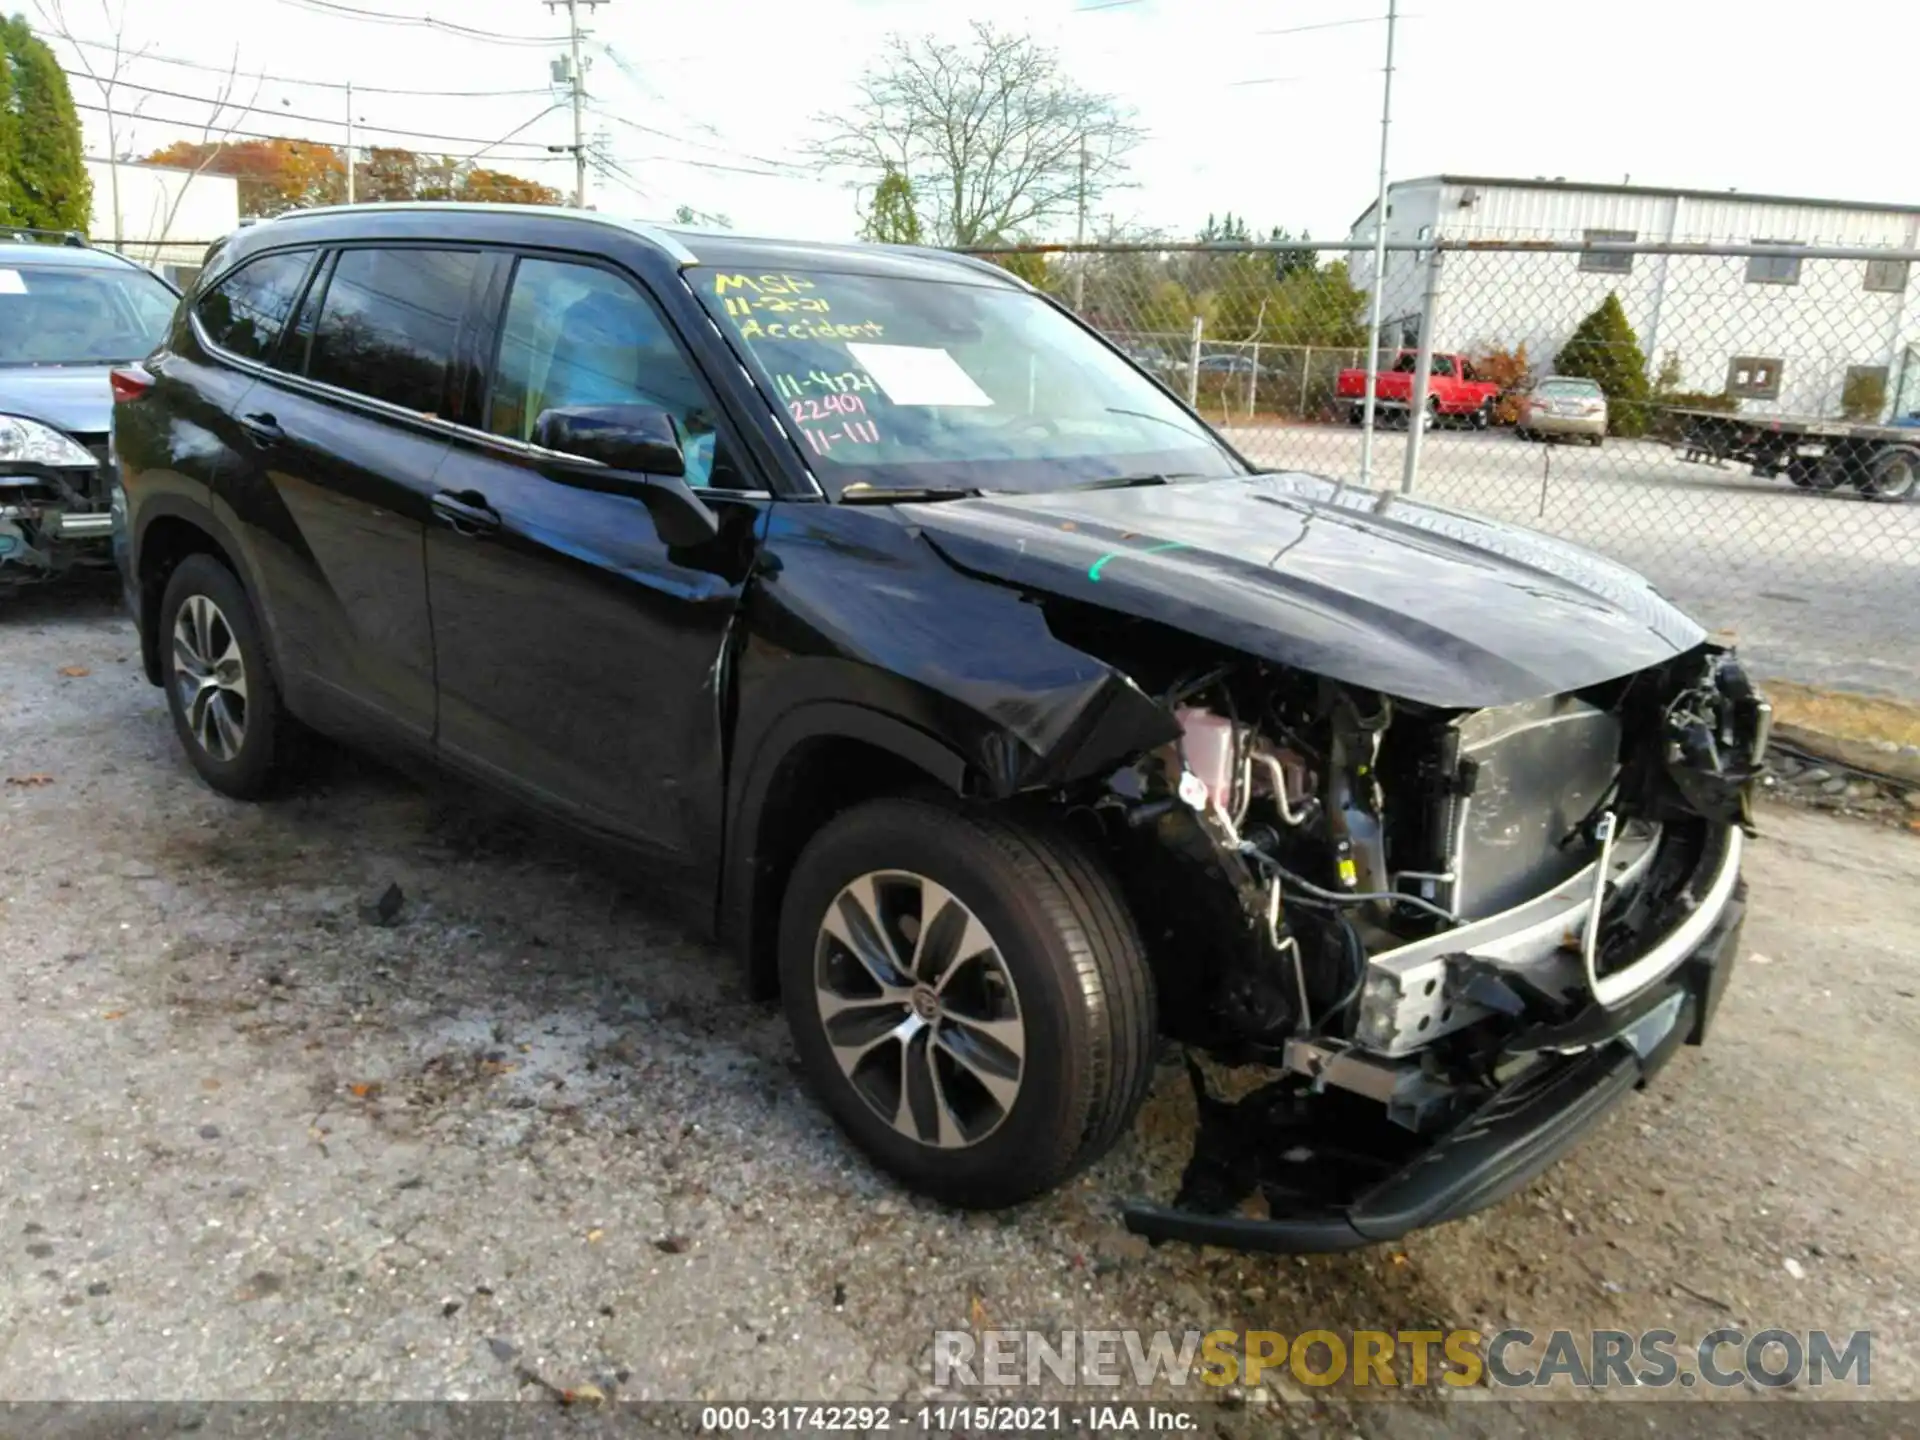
[0,270,27,295]
[845,342,991,407]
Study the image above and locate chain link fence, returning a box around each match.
[977,239,1920,702]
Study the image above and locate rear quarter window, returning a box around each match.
[195,249,317,364]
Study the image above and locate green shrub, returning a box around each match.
[1841,369,1888,422]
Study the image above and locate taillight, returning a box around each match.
[110,364,154,404]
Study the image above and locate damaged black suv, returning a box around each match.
[112,205,1767,1252]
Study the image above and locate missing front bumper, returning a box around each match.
[1356,822,1742,1054]
[1121,881,1746,1254]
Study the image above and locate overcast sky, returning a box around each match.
[44,0,1918,245]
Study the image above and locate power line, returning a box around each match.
[588,149,651,201]
[1256,15,1398,37]
[589,108,801,174]
[66,75,563,151]
[69,98,577,159]
[59,36,555,97]
[270,0,569,45]
[608,150,793,179]
[455,103,568,163]
[595,42,799,160]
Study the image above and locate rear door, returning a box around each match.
[124,245,319,534]
[227,245,482,745]
[423,250,766,875]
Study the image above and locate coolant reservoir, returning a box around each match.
[1175,707,1237,814]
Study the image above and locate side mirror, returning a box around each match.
[532,404,686,477]
[530,404,720,548]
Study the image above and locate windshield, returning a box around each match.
[0,262,178,366]
[1538,378,1602,397]
[691,266,1243,496]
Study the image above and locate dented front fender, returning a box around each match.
[731,501,1181,799]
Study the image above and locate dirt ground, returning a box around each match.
[3,580,1916,1426]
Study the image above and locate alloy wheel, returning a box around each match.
[171,594,248,761]
[813,870,1025,1149]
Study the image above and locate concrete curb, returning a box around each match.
[1760,679,1920,786]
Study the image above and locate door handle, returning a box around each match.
[431,489,501,536]
[238,411,284,447]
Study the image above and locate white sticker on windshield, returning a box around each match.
[0,270,26,295]
[845,343,991,407]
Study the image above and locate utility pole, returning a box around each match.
[548,0,605,208]
[1357,0,1399,490]
[345,81,355,203]
[105,100,122,250]
[1072,144,1089,311]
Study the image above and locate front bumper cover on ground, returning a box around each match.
[1121,880,1747,1254]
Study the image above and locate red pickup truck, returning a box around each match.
[1336,351,1501,428]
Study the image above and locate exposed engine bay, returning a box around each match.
[1072,637,1769,1247]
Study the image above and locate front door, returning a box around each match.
[425,253,764,875]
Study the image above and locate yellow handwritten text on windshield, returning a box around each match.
[713,272,817,296]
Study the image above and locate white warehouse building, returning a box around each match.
[84,157,239,286]
[1347,175,1920,421]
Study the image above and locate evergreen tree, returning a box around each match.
[1,17,91,232]
[861,166,922,245]
[0,41,14,223]
[1555,292,1651,434]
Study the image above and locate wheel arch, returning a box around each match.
[133,497,260,686]
[721,701,974,1000]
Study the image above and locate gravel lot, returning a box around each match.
[3,581,1917,1422]
[1223,424,1920,702]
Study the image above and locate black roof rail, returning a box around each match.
[3,227,90,248]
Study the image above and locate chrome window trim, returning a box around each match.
[189,310,770,499]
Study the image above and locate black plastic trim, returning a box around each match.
[1121,900,1742,1255]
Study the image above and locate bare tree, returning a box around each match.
[812,23,1141,248]
[143,52,260,263]
[38,0,151,247]
[39,0,259,262]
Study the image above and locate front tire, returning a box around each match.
[158,553,296,799]
[778,797,1156,1209]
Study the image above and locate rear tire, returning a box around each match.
[158,554,298,799]
[1860,446,1918,502]
[778,797,1156,1209]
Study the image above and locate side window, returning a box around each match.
[195,249,315,364]
[1430,355,1456,377]
[488,257,746,490]
[306,248,478,416]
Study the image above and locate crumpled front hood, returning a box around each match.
[0,365,115,437]
[909,472,1706,709]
